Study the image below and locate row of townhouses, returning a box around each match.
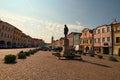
[52,20,120,56]
[0,20,45,48]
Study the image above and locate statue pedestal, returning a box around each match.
[61,38,69,56]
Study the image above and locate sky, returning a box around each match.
[0,0,120,43]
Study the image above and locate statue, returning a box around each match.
[64,24,69,37]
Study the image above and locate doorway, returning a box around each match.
[119,48,120,56]
[103,47,109,54]
[86,46,89,53]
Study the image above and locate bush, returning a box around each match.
[4,54,16,63]
[24,52,30,56]
[20,51,24,53]
[29,50,35,55]
[29,49,39,55]
[108,56,118,62]
[97,55,103,59]
[18,52,26,59]
[83,53,86,56]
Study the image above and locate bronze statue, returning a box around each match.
[64,24,69,37]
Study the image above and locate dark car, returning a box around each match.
[53,47,63,52]
[37,46,49,51]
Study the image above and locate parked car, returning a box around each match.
[37,46,49,51]
[53,47,63,52]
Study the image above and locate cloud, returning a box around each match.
[0,10,86,43]
[68,22,85,33]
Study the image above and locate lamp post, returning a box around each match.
[111,24,114,56]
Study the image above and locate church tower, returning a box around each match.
[51,36,54,44]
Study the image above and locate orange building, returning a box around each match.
[80,28,93,53]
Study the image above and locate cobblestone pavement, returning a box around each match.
[0,50,120,80]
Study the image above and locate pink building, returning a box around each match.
[94,25,112,54]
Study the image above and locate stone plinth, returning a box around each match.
[61,38,69,56]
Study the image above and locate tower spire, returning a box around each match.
[51,36,54,44]
[112,18,117,24]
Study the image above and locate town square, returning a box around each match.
[0,0,120,80]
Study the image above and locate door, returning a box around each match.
[103,47,109,54]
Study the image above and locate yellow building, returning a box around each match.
[0,20,14,48]
[21,33,27,47]
[12,27,22,48]
[111,21,120,56]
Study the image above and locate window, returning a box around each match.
[102,28,105,33]
[98,29,100,34]
[107,37,110,41]
[102,38,105,42]
[83,40,84,44]
[86,40,88,43]
[107,27,110,32]
[85,33,86,36]
[4,33,6,38]
[7,34,9,38]
[98,38,100,43]
[114,27,116,31]
[1,32,3,37]
[117,26,120,31]
[116,37,120,43]
[90,39,92,43]
[94,39,96,43]
[5,26,7,31]
[2,25,4,30]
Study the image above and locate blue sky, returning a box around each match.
[0,0,120,43]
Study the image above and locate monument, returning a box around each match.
[61,24,69,56]
[58,24,82,59]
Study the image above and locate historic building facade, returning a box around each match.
[111,21,120,56]
[0,20,14,48]
[80,28,93,53]
[94,25,112,54]
[0,20,45,48]
[12,27,22,48]
[67,32,81,48]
